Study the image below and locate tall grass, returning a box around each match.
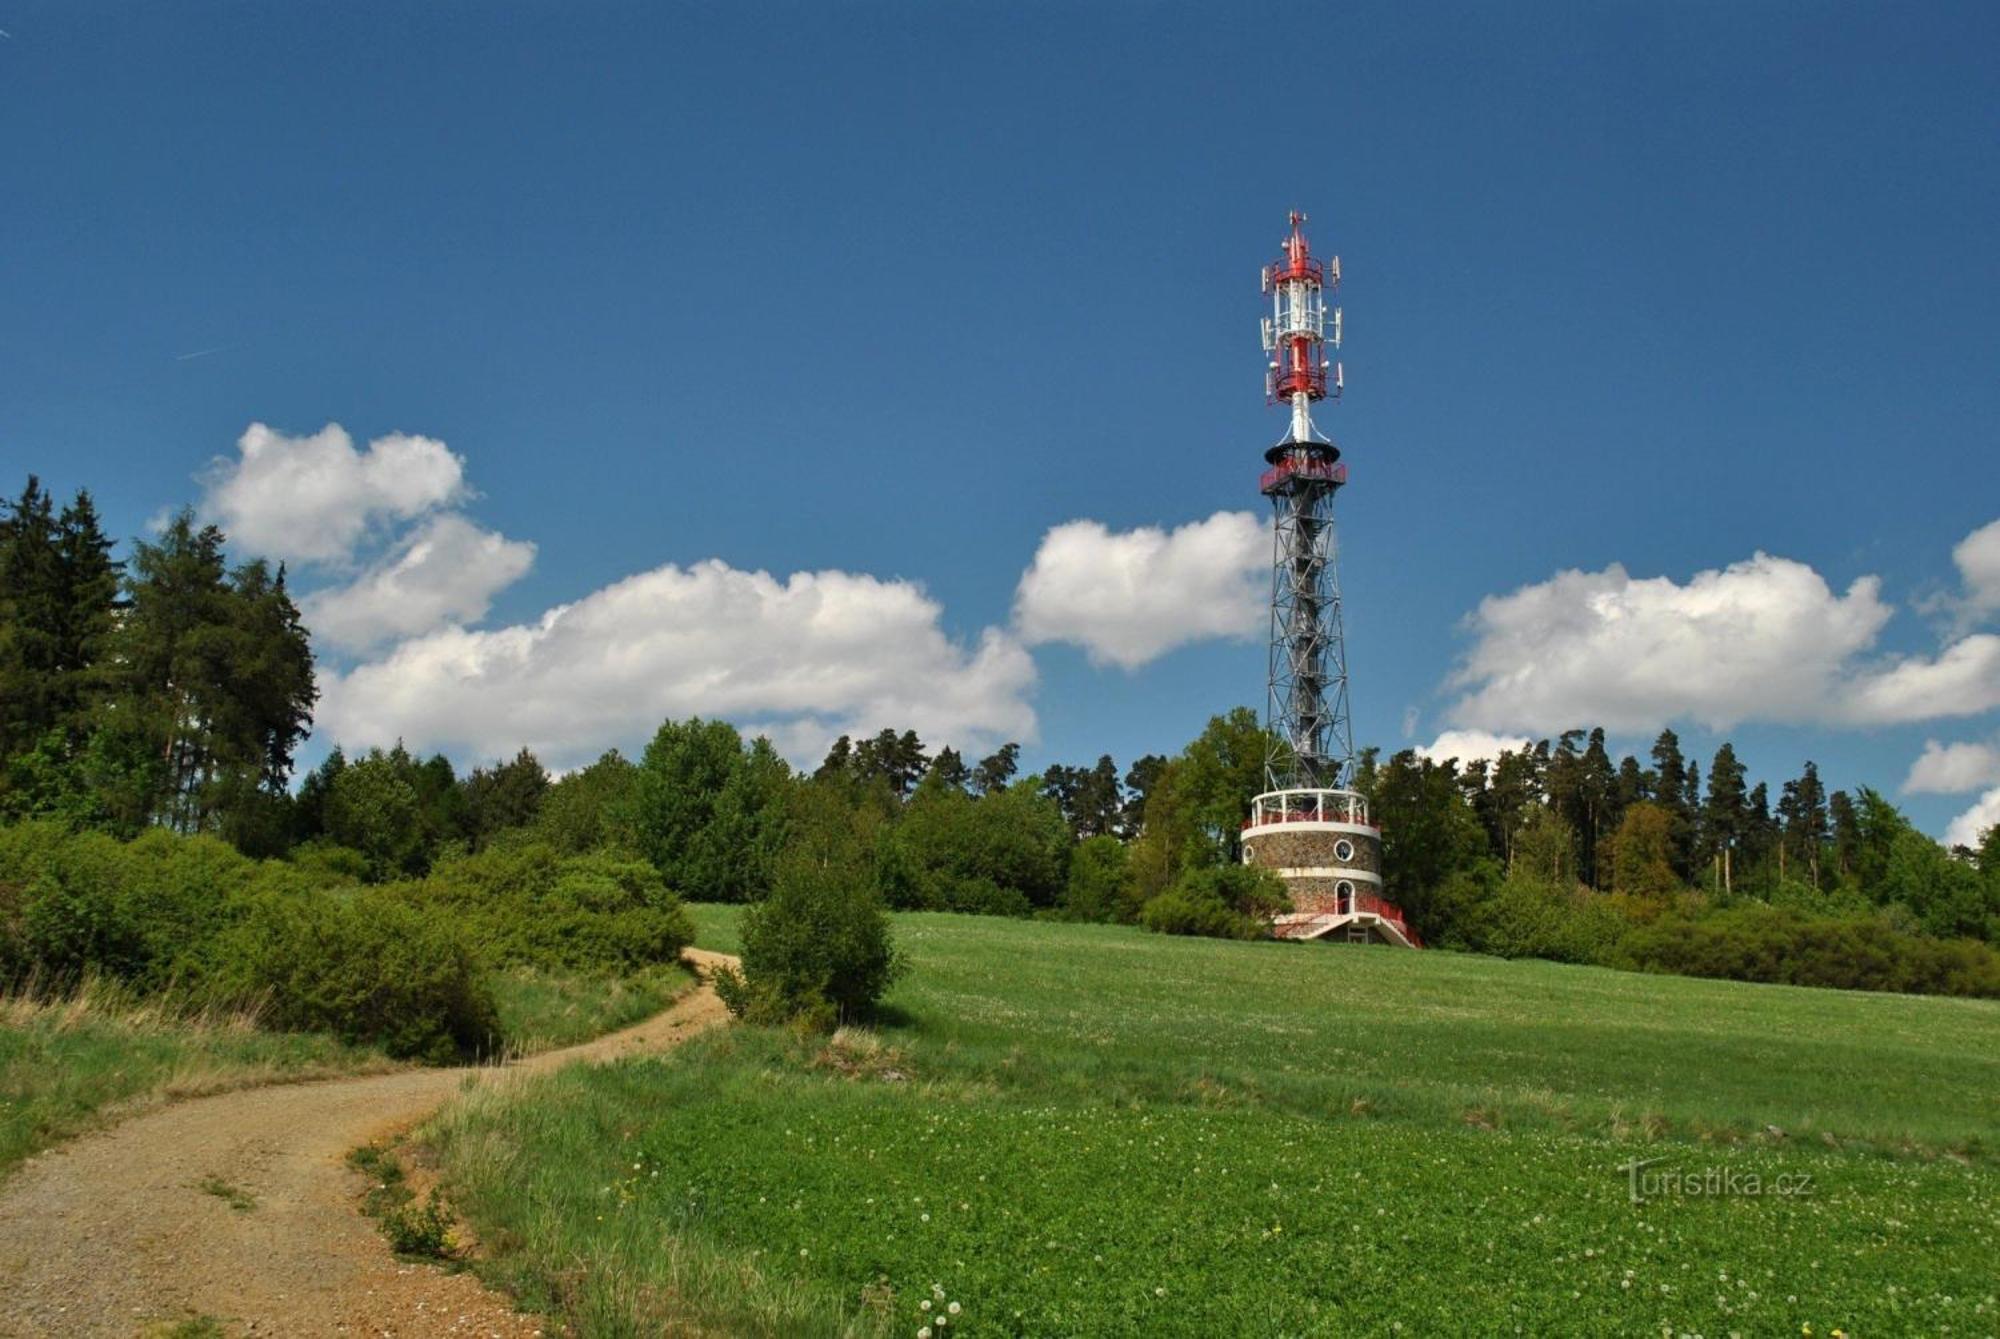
[487,963,696,1056]
[0,974,397,1176]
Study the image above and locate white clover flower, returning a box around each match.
[948,1302,961,1316]
[921,1301,931,1312]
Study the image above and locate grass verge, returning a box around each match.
[488,963,698,1055]
[0,979,398,1180]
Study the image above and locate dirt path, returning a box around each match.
[0,949,738,1338]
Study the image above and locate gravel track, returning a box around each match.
[0,949,737,1338]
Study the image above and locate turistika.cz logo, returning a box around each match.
[1617,1156,1816,1204]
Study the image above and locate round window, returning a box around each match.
[1333,839,1356,863]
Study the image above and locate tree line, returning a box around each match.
[5,472,1996,1000]
[0,478,314,846]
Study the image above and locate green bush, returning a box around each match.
[406,844,694,973]
[1450,873,1633,964]
[215,889,500,1061]
[720,785,902,1028]
[1059,835,1137,923]
[0,822,263,990]
[1140,864,1288,940]
[1618,904,2000,998]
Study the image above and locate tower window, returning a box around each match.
[1333,839,1356,863]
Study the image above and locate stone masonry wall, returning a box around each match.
[1242,828,1382,877]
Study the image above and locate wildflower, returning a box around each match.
[918,1329,932,1339]
[948,1302,961,1316]
[921,1301,931,1312]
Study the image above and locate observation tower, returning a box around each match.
[1240,211,1420,948]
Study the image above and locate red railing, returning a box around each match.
[1346,891,1423,947]
[1267,254,1325,287]
[1258,456,1346,494]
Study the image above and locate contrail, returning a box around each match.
[174,345,233,362]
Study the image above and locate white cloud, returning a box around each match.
[201,422,466,564]
[1951,517,2000,621]
[1014,511,1267,669]
[317,560,1036,770]
[302,513,536,653]
[1844,635,2000,724]
[1903,738,2000,795]
[1415,729,1532,768]
[1943,786,2000,849]
[1447,554,1893,734]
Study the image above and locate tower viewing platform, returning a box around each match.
[1242,788,1420,947]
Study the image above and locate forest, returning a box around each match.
[3,473,1998,1032]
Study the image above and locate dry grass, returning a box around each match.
[1,975,399,1177]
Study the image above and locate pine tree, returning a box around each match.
[0,477,64,766]
[1120,753,1167,836]
[51,489,122,737]
[1781,761,1830,889]
[1702,743,1749,893]
[972,742,1020,796]
[927,746,971,791]
[1648,730,1694,880]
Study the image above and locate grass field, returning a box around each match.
[421,910,2000,1336]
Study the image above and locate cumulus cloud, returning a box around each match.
[1903,738,2000,795]
[302,513,536,653]
[317,560,1036,770]
[1844,635,2000,724]
[1446,554,1893,734]
[1951,517,2000,622]
[1944,787,2000,849]
[1416,729,1532,767]
[201,422,466,564]
[1014,511,1267,669]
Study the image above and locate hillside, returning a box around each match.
[416,911,2000,1336]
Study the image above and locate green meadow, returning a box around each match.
[421,910,2000,1336]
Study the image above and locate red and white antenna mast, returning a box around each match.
[1261,210,1342,444]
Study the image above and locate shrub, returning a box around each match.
[215,890,500,1061]
[1450,874,1633,964]
[1140,864,1288,940]
[881,775,1068,912]
[1059,835,1136,924]
[382,1191,456,1258]
[720,786,902,1028]
[1618,904,2000,998]
[407,844,694,973]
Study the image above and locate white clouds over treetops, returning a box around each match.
[1944,787,2000,850]
[1904,738,2000,795]
[316,560,1037,771]
[1013,511,1267,669]
[1446,554,1893,734]
[301,513,536,653]
[201,422,467,565]
[1416,729,1532,768]
[1445,527,2000,736]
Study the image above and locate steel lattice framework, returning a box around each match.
[1258,212,1352,791]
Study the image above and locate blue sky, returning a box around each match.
[3,2,1997,840]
